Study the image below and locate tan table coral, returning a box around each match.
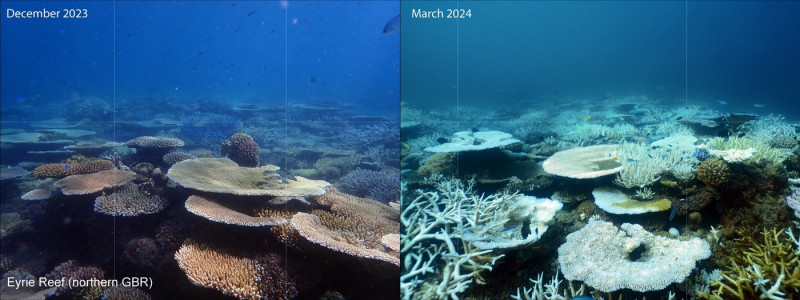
[167,158,329,197]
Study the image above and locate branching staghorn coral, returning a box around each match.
[400,174,508,300]
[698,226,800,300]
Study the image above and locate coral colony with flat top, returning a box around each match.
[400,98,800,299]
[0,97,400,299]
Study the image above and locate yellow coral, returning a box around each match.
[699,228,799,299]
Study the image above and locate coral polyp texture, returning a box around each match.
[542,144,622,179]
[174,240,297,300]
[162,151,196,165]
[424,130,520,152]
[697,157,731,187]
[33,159,114,178]
[221,133,260,167]
[166,158,329,197]
[93,184,168,216]
[289,212,399,271]
[125,136,185,149]
[54,170,137,195]
[558,220,710,292]
[184,195,287,226]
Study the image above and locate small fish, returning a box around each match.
[534,228,538,236]
[717,100,728,105]
[676,116,683,120]
[669,205,677,221]
[611,156,619,161]
[383,15,400,35]
[583,115,592,122]
[570,296,594,300]
[471,128,479,133]
[753,103,765,108]
[472,140,481,146]
[436,138,448,144]
[626,158,637,162]
[64,164,70,170]
[666,149,672,152]
[500,226,516,233]
[648,154,653,159]
[591,135,606,142]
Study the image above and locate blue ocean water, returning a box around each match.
[399,2,800,300]
[1,1,400,299]
[402,1,800,119]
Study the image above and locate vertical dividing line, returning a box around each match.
[455,0,460,177]
[112,1,117,280]
[283,4,289,297]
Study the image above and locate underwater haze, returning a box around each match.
[401,1,800,119]
[1,1,400,300]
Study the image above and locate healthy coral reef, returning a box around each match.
[93,184,168,216]
[337,168,400,203]
[697,158,731,187]
[167,158,329,197]
[53,169,137,195]
[269,187,400,274]
[221,133,260,167]
[175,240,297,300]
[698,227,799,299]
[32,159,114,178]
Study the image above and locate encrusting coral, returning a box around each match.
[698,227,799,300]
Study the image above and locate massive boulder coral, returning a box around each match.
[221,133,260,167]
[697,158,731,187]
[167,158,329,197]
[558,220,710,292]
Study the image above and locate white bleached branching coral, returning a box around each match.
[614,142,697,188]
[401,174,508,300]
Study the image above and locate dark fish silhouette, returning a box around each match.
[436,138,448,144]
[383,15,400,35]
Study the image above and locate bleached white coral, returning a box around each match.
[614,142,695,188]
[401,175,507,300]
[462,195,562,250]
[558,220,710,292]
[708,147,755,163]
[424,130,520,153]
